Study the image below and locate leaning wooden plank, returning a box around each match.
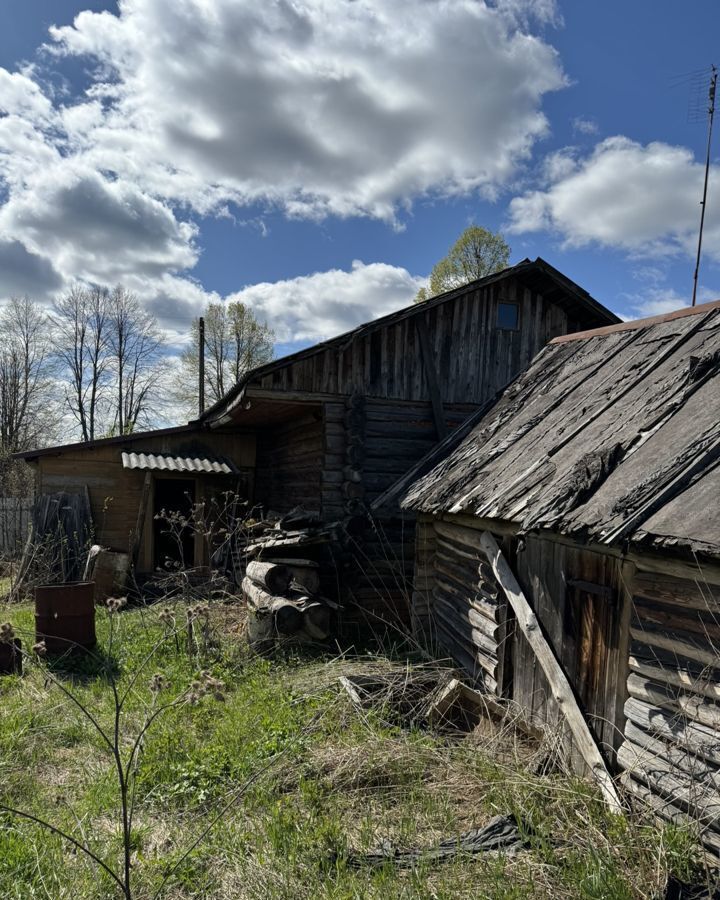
[479,530,623,814]
[129,471,152,571]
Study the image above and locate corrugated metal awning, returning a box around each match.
[121,451,239,475]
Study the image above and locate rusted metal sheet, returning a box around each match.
[121,451,238,475]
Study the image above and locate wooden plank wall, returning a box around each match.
[33,431,255,572]
[254,279,568,405]
[254,413,324,515]
[513,535,627,770]
[618,567,720,856]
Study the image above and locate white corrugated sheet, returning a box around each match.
[120,451,238,474]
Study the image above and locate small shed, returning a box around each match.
[392,300,720,853]
[17,426,255,574]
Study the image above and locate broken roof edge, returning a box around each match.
[551,298,720,344]
[197,256,620,426]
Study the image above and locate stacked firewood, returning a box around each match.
[243,559,333,648]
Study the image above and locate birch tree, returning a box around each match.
[177,301,274,415]
[51,286,111,441]
[107,286,163,434]
[52,285,165,438]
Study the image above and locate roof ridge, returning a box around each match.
[551,299,720,344]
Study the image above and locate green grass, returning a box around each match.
[0,600,709,899]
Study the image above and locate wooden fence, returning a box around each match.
[0,497,32,558]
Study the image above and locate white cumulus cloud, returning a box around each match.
[507,136,720,259]
[226,260,424,344]
[45,0,565,221]
[0,0,565,339]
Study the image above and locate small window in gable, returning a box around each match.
[497,301,519,330]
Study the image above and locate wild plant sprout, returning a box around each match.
[0,602,232,900]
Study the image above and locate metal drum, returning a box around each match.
[35,582,96,655]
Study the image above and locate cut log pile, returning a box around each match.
[243,558,334,648]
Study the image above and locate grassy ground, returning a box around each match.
[0,600,710,899]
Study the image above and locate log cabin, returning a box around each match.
[387,299,720,853]
[17,257,618,611]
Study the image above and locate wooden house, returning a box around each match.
[389,300,720,852]
[17,257,618,602]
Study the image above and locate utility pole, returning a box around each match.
[198,315,205,415]
[692,65,717,307]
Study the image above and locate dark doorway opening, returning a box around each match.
[153,478,196,570]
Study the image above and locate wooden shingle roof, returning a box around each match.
[400,300,720,557]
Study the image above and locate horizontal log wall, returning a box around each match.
[619,567,720,856]
[254,278,570,404]
[254,413,324,515]
[409,518,507,695]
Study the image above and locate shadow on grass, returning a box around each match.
[45,643,120,683]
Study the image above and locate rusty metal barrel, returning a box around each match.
[35,582,96,655]
[0,639,22,675]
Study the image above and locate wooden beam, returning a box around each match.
[478,530,623,814]
[415,315,448,440]
[129,471,152,572]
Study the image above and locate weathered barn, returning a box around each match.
[392,300,720,851]
[192,256,617,614]
[17,257,618,606]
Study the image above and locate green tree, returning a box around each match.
[415,225,511,302]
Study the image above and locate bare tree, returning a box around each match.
[52,285,165,439]
[0,296,56,452]
[51,286,111,441]
[177,301,273,415]
[107,286,164,434]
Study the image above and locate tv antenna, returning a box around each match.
[692,64,717,307]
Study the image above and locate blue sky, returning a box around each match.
[0,0,718,358]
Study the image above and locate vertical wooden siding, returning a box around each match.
[513,535,628,769]
[254,280,568,404]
